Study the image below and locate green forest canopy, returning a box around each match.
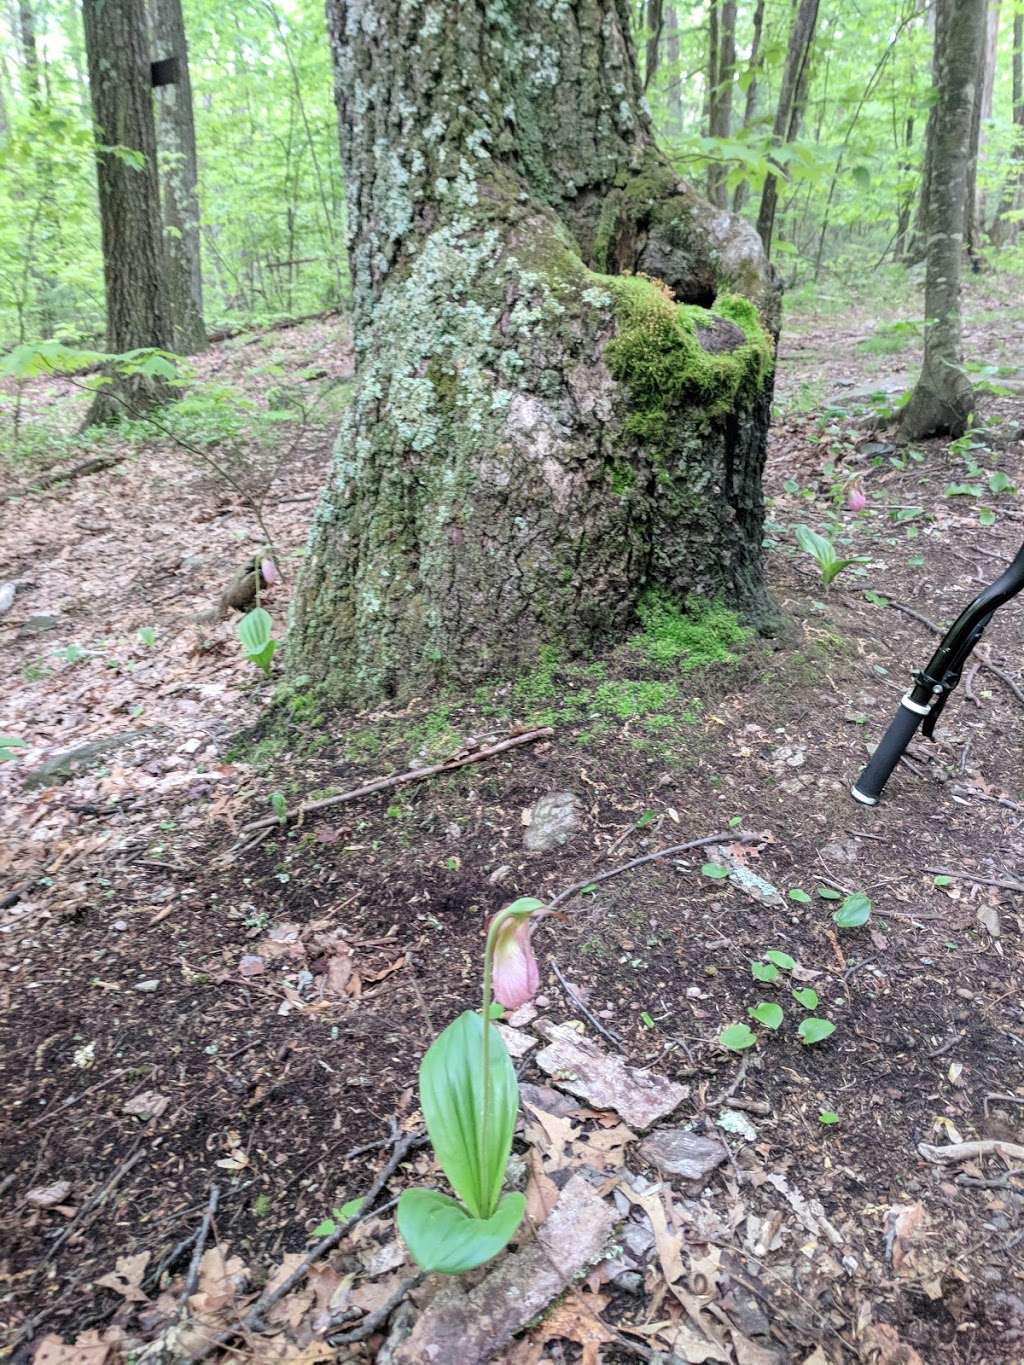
[1,0,1022,351]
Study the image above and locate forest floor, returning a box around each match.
[1,276,1023,1365]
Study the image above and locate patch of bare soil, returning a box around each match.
[1,290,1022,1364]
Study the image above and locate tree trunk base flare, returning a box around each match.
[292,0,779,704]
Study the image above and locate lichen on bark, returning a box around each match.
[291,0,779,702]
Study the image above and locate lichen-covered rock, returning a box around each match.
[523,790,583,852]
[292,0,778,702]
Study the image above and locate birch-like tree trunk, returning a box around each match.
[756,0,819,257]
[899,0,986,441]
[291,0,777,702]
[148,0,206,353]
[82,0,174,425]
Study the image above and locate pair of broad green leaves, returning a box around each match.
[397,1010,526,1274]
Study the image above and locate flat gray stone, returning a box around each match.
[639,1129,728,1191]
[523,790,583,852]
[22,613,60,634]
[534,1020,689,1130]
[394,1173,616,1365]
[22,730,150,789]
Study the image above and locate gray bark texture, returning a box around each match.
[82,0,174,424]
[755,0,819,258]
[707,0,736,209]
[148,0,206,353]
[900,0,986,441]
[291,0,778,703]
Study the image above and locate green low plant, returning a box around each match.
[832,892,871,927]
[794,524,868,587]
[0,734,28,761]
[397,896,544,1274]
[238,606,277,676]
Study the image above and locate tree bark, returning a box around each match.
[18,0,41,106]
[707,0,736,208]
[732,0,764,213]
[644,0,662,90]
[756,0,819,258]
[290,0,778,704]
[964,0,993,268]
[664,3,683,134]
[147,0,206,353]
[899,0,986,442]
[82,0,174,424]
[992,8,1024,244]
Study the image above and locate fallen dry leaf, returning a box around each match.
[95,1251,150,1303]
[123,1090,170,1120]
[530,1289,616,1364]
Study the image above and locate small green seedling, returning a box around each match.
[818,1109,840,1126]
[832,892,871,928]
[270,791,287,824]
[792,988,819,1010]
[0,735,28,762]
[764,950,795,970]
[701,862,730,880]
[748,1002,783,1029]
[751,960,781,984]
[816,886,841,901]
[640,1010,656,1029]
[312,1196,364,1238]
[798,1017,836,1045]
[720,1023,757,1052]
[138,626,157,647]
[238,607,277,676]
[933,875,953,889]
[788,888,811,903]
[794,524,868,587]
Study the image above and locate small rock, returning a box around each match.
[0,582,15,615]
[639,1129,728,1191]
[523,791,583,853]
[611,1269,644,1295]
[488,864,513,885]
[717,1108,758,1141]
[494,1022,536,1057]
[26,1181,72,1208]
[112,919,128,932]
[123,1090,170,1121]
[534,1020,688,1130]
[771,744,805,768]
[238,954,266,978]
[977,905,1001,938]
[134,979,160,993]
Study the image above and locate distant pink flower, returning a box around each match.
[490,915,539,1009]
[261,557,280,585]
[846,483,866,512]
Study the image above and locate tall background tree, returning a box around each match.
[900,0,988,440]
[82,0,173,423]
[148,0,206,353]
[755,0,819,258]
[289,0,777,703]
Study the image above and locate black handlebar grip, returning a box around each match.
[851,698,928,806]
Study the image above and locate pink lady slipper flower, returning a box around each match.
[846,482,866,513]
[489,898,544,1009]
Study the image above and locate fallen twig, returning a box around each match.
[918,1138,1024,1164]
[326,1271,425,1345]
[951,785,1023,812]
[36,1142,148,1272]
[26,453,126,493]
[236,727,554,838]
[551,960,624,1047]
[541,831,764,917]
[26,1067,129,1130]
[924,866,1024,894]
[181,1184,220,1307]
[871,595,1024,707]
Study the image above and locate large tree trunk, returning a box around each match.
[291,0,777,703]
[148,0,206,353]
[707,0,737,208]
[644,0,662,90]
[756,0,819,258]
[899,0,986,442]
[82,0,174,424]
